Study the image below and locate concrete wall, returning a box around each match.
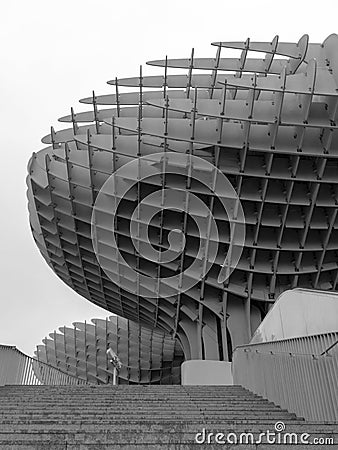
[251,288,338,343]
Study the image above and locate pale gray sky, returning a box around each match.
[1,0,337,356]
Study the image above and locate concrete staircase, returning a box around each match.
[0,385,336,449]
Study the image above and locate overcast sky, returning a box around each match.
[1,0,337,356]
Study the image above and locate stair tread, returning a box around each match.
[0,385,334,448]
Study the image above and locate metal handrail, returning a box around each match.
[234,331,338,358]
[0,345,89,386]
[242,347,334,358]
[232,333,338,422]
[235,331,338,350]
[33,356,90,385]
[320,338,338,356]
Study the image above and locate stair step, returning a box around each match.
[0,431,336,446]
[0,385,334,448]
